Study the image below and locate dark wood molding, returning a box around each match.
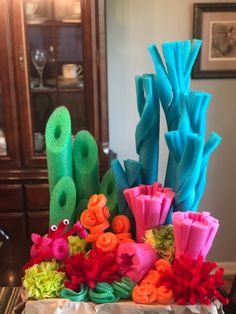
[0,0,21,168]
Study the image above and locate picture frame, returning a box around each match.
[192,3,236,79]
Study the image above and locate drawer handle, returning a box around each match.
[18,46,24,70]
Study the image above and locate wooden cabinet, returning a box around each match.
[0,0,109,285]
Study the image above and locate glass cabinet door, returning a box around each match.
[0,0,20,167]
[23,0,86,156]
[0,94,7,157]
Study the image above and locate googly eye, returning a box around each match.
[63,219,69,225]
[51,225,57,231]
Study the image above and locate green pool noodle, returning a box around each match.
[76,198,88,221]
[45,106,73,194]
[73,130,99,210]
[100,168,118,221]
[49,176,76,229]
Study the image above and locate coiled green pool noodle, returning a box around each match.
[46,106,73,194]
[60,284,88,301]
[73,131,99,215]
[112,276,135,299]
[49,176,76,229]
[100,168,118,221]
[88,282,119,303]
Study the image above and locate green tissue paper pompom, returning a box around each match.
[22,261,66,299]
[144,225,175,262]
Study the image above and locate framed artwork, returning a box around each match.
[192,3,236,78]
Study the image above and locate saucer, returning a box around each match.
[45,76,84,88]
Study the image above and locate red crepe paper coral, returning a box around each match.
[162,254,228,305]
[64,248,120,290]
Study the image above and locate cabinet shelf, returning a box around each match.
[26,21,82,27]
[31,87,84,93]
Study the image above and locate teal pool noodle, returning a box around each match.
[135,75,159,184]
[45,106,73,194]
[73,130,99,205]
[100,168,118,221]
[124,159,141,187]
[191,132,221,211]
[49,176,76,229]
[111,159,136,236]
[111,159,129,213]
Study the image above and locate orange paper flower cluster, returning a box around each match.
[111,215,135,244]
[132,259,174,304]
[80,194,119,252]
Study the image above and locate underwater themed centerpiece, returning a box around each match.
[21,39,228,313]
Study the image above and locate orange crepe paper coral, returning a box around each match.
[156,285,174,304]
[116,232,132,240]
[140,269,161,287]
[119,238,135,244]
[90,221,110,234]
[87,194,107,211]
[96,232,118,253]
[112,215,131,234]
[155,258,172,275]
[80,210,99,229]
[85,232,103,243]
[95,206,110,223]
[81,194,111,244]
[132,284,157,304]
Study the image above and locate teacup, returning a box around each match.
[62,64,83,80]
[25,1,38,16]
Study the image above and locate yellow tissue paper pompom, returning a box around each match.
[22,261,65,299]
[68,235,87,256]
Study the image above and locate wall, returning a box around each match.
[106,0,236,262]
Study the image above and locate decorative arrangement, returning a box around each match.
[22,39,228,312]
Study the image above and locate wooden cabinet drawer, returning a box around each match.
[0,184,23,211]
[25,184,50,210]
[27,211,49,237]
[0,212,27,269]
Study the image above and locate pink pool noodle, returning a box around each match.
[124,183,175,242]
[186,221,209,258]
[172,211,219,260]
[117,243,157,282]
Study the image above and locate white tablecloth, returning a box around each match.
[22,299,224,314]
